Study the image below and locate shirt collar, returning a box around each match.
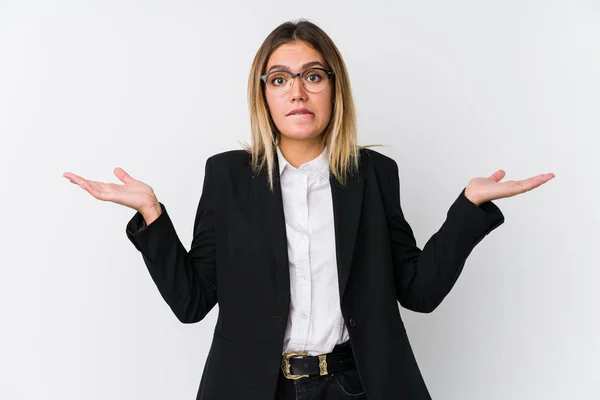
[277,145,330,181]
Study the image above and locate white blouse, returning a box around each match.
[277,145,350,356]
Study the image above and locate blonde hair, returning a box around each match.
[244,19,361,191]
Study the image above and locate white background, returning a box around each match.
[1,0,598,399]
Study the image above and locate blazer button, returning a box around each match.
[348,317,356,328]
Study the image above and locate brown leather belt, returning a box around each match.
[280,344,355,380]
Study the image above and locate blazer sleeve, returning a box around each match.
[379,159,505,313]
[125,157,217,323]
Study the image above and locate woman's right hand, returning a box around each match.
[63,167,160,216]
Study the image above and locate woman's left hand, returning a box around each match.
[464,170,555,206]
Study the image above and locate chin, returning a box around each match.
[280,126,322,141]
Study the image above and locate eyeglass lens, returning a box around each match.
[266,68,330,95]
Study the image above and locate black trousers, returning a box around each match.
[275,342,366,399]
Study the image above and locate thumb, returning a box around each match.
[489,169,506,182]
[114,167,135,184]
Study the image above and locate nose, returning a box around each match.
[289,75,308,101]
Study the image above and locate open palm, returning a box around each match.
[63,167,158,213]
[465,170,555,206]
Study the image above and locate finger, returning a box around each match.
[538,172,555,180]
[86,179,109,187]
[527,173,546,180]
[513,176,550,193]
[64,173,90,188]
[85,180,113,194]
[114,167,135,184]
[64,172,85,183]
[531,174,555,187]
[489,170,506,182]
[523,173,554,184]
[81,181,109,200]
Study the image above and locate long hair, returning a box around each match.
[245,19,361,191]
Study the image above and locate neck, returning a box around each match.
[278,135,324,168]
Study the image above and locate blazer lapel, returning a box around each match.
[249,156,290,314]
[330,158,365,302]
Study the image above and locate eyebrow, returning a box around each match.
[266,61,326,73]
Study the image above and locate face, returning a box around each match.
[264,41,333,144]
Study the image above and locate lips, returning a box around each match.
[287,108,314,116]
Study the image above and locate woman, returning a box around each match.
[63,19,554,400]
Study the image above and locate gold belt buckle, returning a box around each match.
[281,351,309,380]
[281,351,329,379]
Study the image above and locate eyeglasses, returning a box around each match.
[260,67,334,96]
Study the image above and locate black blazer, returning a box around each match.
[126,148,505,399]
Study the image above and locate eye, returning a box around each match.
[303,69,326,83]
[268,72,288,87]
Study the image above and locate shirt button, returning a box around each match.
[301,314,308,320]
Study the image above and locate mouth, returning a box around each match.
[286,108,314,117]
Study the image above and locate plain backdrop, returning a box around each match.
[1,1,598,399]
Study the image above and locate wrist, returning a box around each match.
[140,201,162,225]
[464,187,482,206]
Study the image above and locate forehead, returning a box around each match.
[266,41,325,70]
